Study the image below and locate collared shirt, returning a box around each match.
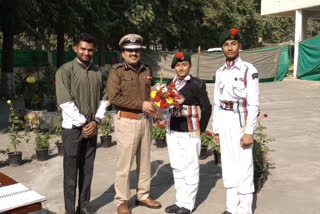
[212,57,259,134]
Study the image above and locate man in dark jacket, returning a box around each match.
[56,32,108,214]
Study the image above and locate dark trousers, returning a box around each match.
[62,128,97,214]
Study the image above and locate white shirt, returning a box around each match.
[60,100,109,129]
[212,57,259,135]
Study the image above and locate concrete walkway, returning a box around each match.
[0,78,320,214]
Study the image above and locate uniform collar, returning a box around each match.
[123,61,143,72]
[75,58,92,70]
[223,57,242,71]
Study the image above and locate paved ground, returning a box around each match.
[1,78,320,214]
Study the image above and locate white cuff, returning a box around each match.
[60,101,86,128]
[95,100,109,119]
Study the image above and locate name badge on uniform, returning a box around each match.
[122,77,133,81]
[144,76,152,80]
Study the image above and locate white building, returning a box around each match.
[261,0,320,77]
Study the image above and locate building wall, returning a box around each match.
[261,0,320,16]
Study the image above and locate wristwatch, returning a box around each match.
[94,118,101,126]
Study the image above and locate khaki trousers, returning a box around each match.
[114,113,152,206]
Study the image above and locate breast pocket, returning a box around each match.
[232,79,247,98]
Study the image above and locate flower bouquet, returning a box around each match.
[149,71,184,119]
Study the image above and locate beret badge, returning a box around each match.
[176,52,184,60]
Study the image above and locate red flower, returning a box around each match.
[263,113,268,118]
[229,28,238,36]
[160,124,164,128]
[257,111,260,117]
[154,96,160,102]
[50,80,55,85]
[175,51,184,59]
[156,91,161,96]
[156,120,160,125]
[164,120,167,125]
[110,56,116,64]
[205,130,210,135]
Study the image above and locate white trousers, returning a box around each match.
[218,110,254,214]
[166,131,201,211]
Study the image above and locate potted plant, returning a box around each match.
[7,100,30,166]
[51,112,63,155]
[34,132,50,161]
[152,120,167,148]
[253,113,272,193]
[211,136,221,165]
[200,130,213,160]
[99,112,113,147]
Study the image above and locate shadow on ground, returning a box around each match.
[194,160,222,210]
[88,160,170,212]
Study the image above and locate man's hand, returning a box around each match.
[82,121,97,138]
[142,101,157,114]
[240,133,253,148]
[213,134,220,146]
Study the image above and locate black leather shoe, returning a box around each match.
[165,204,180,213]
[76,208,90,214]
[222,211,232,214]
[176,207,191,214]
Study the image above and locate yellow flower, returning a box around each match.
[154,101,161,107]
[26,76,36,83]
[166,97,173,104]
[150,90,157,99]
[7,100,11,105]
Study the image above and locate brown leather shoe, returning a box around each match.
[117,202,130,214]
[135,196,162,209]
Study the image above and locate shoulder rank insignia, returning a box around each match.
[252,73,258,79]
[144,76,152,80]
[111,63,123,69]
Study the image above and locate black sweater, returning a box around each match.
[168,75,212,133]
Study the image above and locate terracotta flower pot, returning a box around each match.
[8,152,23,166]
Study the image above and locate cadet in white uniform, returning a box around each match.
[212,28,259,214]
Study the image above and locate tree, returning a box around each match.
[0,0,35,98]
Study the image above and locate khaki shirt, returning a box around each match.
[107,62,153,112]
[56,58,107,122]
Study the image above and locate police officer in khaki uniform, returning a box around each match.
[107,34,161,214]
[212,28,259,214]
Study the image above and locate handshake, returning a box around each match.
[82,121,97,138]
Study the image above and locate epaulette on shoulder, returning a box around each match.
[111,63,123,69]
[143,63,153,76]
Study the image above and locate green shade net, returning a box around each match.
[0,49,48,67]
[51,51,119,66]
[145,45,289,83]
[298,35,320,81]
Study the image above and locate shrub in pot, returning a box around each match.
[152,120,167,148]
[35,132,50,161]
[7,100,30,166]
[99,112,113,147]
